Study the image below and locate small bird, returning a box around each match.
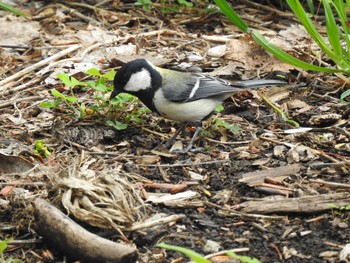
[110,59,286,153]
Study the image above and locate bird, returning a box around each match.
[110,59,286,153]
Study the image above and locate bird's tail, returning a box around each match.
[232,79,286,89]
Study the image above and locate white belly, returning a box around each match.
[153,90,220,122]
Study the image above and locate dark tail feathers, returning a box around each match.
[232,79,286,89]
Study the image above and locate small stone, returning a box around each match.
[203,240,221,253]
[207,45,226,57]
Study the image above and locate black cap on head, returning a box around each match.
[110,59,151,100]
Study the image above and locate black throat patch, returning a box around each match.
[130,65,162,113]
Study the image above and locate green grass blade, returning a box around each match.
[332,0,350,59]
[0,3,26,16]
[306,0,315,15]
[333,0,346,21]
[286,0,338,62]
[157,243,211,263]
[213,0,249,32]
[227,251,262,263]
[252,31,342,73]
[340,89,350,103]
[322,0,342,59]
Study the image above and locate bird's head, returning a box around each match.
[110,59,160,100]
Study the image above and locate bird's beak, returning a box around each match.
[110,88,121,100]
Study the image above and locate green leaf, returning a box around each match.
[223,122,240,133]
[86,68,101,76]
[92,84,108,92]
[106,120,128,130]
[135,0,152,11]
[213,0,249,32]
[51,89,77,103]
[0,239,9,253]
[102,69,115,81]
[215,105,224,112]
[252,31,343,73]
[70,76,86,87]
[40,99,61,108]
[157,243,211,263]
[0,3,27,16]
[57,73,71,86]
[34,140,52,158]
[51,89,67,99]
[86,80,96,88]
[65,96,78,103]
[178,0,193,7]
[57,73,86,87]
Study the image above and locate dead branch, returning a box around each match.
[34,198,138,263]
[240,193,350,214]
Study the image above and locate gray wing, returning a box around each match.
[162,71,286,102]
[163,73,243,102]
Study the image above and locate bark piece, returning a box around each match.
[34,198,138,263]
[241,193,350,214]
[239,164,302,186]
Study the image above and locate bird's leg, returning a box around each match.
[165,124,186,148]
[170,122,202,153]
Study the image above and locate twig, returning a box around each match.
[58,3,101,25]
[63,139,90,150]
[0,96,43,108]
[0,182,45,186]
[36,57,81,76]
[205,137,251,145]
[78,30,182,60]
[260,93,299,127]
[0,45,81,89]
[128,214,185,231]
[139,159,230,167]
[201,248,250,262]
[141,126,170,139]
[308,179,350,189]
[0,78,43,97]
[206,201,285,220]
[8,239,41,245]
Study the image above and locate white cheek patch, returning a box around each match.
[124,68,151,92]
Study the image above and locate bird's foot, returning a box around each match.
[169,144,205,154]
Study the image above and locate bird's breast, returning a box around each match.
[153,90,220,122]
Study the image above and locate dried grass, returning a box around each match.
[53,152,149,234]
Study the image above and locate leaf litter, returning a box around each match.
[0,1,349,262]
